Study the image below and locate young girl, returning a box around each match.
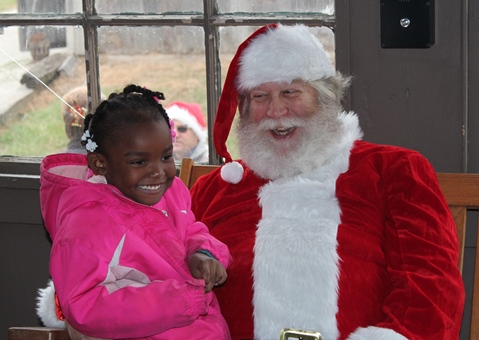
[39,84,232,339]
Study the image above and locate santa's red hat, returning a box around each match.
[214,24,335,164]
[167,101,207,142]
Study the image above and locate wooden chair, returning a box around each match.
[178,157,219,189]
[8,327,69,339]
[436,172,479,340]
[8,169,479,339]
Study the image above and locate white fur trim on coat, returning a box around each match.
[347,326,409,340]
[36,280,66,329]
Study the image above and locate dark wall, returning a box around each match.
[335,1,476,338]
[336,0,466,173]
[0,169,52,337]
[468,0,479,174]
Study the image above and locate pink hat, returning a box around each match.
[167,101,207,142]
[214,24,335,163]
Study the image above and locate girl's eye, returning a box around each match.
[162,154,173,161]
[131,160,146,165]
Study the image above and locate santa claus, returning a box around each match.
[190,24,465,339]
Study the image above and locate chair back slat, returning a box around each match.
[471,217,479,340]
[436,173,479,207]
[448,206,467,273]
[179,158,219,189]
[178,157,195,187]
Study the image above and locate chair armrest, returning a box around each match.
[8,327,70,340]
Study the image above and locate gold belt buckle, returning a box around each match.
[279,328,322,340]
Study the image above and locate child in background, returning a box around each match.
[61,86,106,154]
[39,84,232,339]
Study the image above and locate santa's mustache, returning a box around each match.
[256,117,307,131]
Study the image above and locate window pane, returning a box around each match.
[96,0,203,14]
[217,0,334,14]
[98,26,208,164]
[219,25,336,160]
[17,0,80,14]
[0,25,87,157]
[98,26,206,101]
[1,0,17,12]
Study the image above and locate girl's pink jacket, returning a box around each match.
[40,153,232,339]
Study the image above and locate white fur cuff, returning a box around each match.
[36,280,66,329]
[347,326,408,340]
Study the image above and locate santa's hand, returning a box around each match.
[188,251,228,292]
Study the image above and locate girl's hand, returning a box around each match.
[188,252,228,292]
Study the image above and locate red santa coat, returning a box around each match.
[190,113,465,340]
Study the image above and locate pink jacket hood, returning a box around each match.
[40,153,93,240]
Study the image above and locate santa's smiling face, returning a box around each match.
[237,79,343,180]
[246,80,318,150]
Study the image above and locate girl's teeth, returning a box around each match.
[140,184,161,190]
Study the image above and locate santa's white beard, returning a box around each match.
[237,108,343,180]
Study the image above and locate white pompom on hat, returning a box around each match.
[167,101,207,142]
[221,161,244,184]
[214,23,336,164]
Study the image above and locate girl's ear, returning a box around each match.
[87,152,108,176]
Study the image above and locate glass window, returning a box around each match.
[218,0,334,14]
[97,25,208,148]
[96,0,203,14]
[17,0,68,14]
[1,24,86,156]
[0,0,335,164]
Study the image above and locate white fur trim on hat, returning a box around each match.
[220,161,244,184]
[36,280,66,329]
[238,24,335,91]
[167,104,207,142]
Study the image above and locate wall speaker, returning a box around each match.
[380,0,435,48]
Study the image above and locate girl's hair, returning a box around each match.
[82,84,169,154]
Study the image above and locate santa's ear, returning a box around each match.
[87,152,107,176]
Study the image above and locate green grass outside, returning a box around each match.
[0,0,16,12]
[0,101,68,157]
